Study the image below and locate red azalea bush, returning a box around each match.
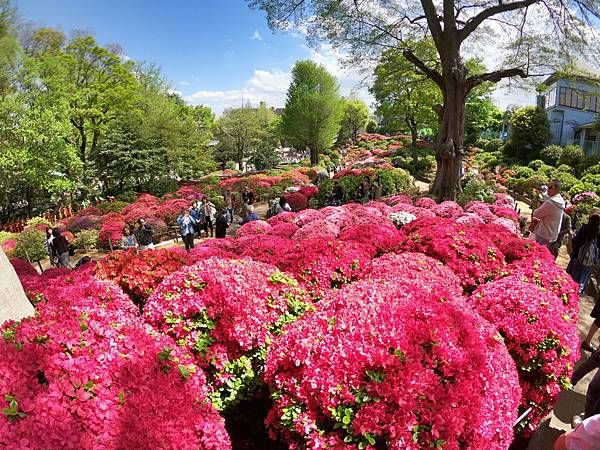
[155,199,190,224]
[0,304,230,450]
[478,224,553,263]
[75,206,103,217]
[297,185,318,199]
[414,197,437,209]
[98,220,127,249]
[390,203,436,220]
[470,278,579,434]
[385,194,413,206]
[293,209,324,227]
[233,236,295,264]
[464,201,497,223]
[176,184,205,200]
[282,192,308,212]
[265,281,520,450]
[144,258,311,410]
[268,222,300,238]
[267,212,297,226]
[124,206,156,224]
[135,193,160,205]
[9,258,38,277]
[235,220,272,239]
[68,215,105,233]
[95,248,189,305]
[401,218,506,291]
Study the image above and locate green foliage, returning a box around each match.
[13,228,46,262]
[140,177,179,197]
[506,106,551,161]
[73,229,99,251]
[457,179,496,206]
[96,201,128,214]
[282,60,342,164]
[558,144,585,173]
[540,145,563,166]
[25,216,51,228]
[204,189,225,213]
[116,191,137,203]
[248,140,281,170]
[338,98,370,140]
[0,231,14,244]
[484,139,504,152]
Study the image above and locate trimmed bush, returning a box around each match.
[13,229,47,262]
[540,144,563,166]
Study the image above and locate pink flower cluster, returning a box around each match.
[1,267,230,449]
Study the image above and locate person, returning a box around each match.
[241,186,255,219]
[177,208,197,251]
[44,228,56,267]
[51,228,71,269]
[215,210,229,238]
[554,413,600,450]
[189,201,202,235]
[331,181,343,206]
[200,197,215,238]
[531,179,566,248]
[567,214,600,296]
[326,165,332,178]
[277,197,292,214]
[224,190,235,225]
[239,204,260,225]
[548,209,573,259]
[371,174,382,201]
[357,178,370,204]
[135,218,155,251]
[121,226,138,250]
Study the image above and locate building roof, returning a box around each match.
[541,72,600,88]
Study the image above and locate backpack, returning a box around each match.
[577,240,598,268]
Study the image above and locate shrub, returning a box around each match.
[470,277,579,434]
[485,138,504,152]
[377,167,413,196]
[282,192,308,212]
[457,179,495,205]
[144,258,311,410]
[0,231,15,245]
[116,190,137,203]
[96,200,129,214]
[75,206,103,217]
[155,199,190,224]
[140,176,179,197]
[73,230,99,251]
[67,214,105,233]
[13,229,47,262]
[25,216,52,229]
[540,144,563,166]
[98,220,127,249]
[558,144,585,173]
[506,106,551,160]
[265,280,520,450]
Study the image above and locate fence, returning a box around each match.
[1,205,75,233]
[566,139,600,157]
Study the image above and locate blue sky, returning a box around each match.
[15,0,532,114]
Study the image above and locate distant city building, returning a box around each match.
[538,73,600,155]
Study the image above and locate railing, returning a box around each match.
[566,139,600,156]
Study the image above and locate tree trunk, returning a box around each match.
[309,145,319,165]
[407,118,419,168]
[430,72,467,201]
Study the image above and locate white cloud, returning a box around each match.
[251,30,262,41]
[178,80,190,86]
[184,44,375,115]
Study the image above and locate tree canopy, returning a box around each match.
[282,59,342,165]
[249,0,600,199]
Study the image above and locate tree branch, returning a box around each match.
[403,49,444,88]
[466,67,527,90]
[460,0,538,41]
[420,0,444,46]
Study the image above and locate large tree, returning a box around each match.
[282,60,342,165]
[248,0,600,199]
[338,98,370,141]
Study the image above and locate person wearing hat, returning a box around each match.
[531,179,566,248]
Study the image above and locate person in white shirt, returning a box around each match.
[532,179,566,248]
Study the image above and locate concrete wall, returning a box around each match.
[0,249,34,326]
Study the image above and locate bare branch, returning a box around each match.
[460,0,538,41]
[466,67,527,90]
[420,0,444,46]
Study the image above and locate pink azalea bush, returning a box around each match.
[338,224,404,255]
[401,218,506,291]
[282,192,308,212]
[265,281,520,450]
[235,220,272,239]
[470,278,579,434]
[2,239,16,258]
[144,258,311,410]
